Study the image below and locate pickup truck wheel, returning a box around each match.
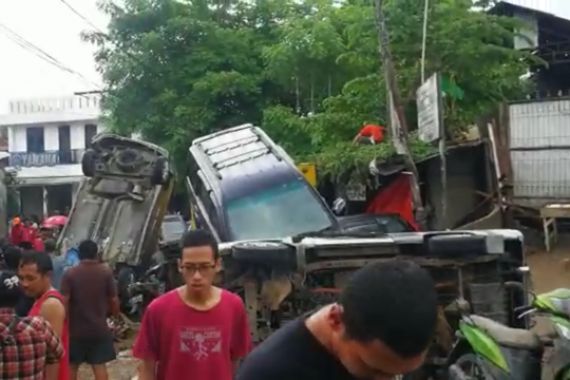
[231,242,295,270]
[81,149,97,177]
[151,157,171,186]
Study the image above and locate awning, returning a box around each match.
[7,164,83,186]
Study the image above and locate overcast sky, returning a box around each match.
[0,0,108,113]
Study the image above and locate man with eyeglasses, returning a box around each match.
[133,229,252,380]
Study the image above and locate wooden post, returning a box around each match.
[374,0,426,229]
[497,103,514,227]
[42,186,48,219]
[439,137,447,228]
[434,74,447,228]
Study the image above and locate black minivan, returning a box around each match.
[185,124,338,242]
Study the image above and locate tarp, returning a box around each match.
[366,173,419,230]
[42,215,68,228]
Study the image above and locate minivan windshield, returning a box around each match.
[226,179,333,241]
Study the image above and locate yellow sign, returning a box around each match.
[298,162,317,187]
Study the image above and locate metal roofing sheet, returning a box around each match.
[500,0,570,21]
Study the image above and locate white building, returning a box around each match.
[0,95,105,219]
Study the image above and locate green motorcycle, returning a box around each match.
[448,288,570,380]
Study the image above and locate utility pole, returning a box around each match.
[419,0,448,229]
[374,0,426,229]
[421,0,430,83]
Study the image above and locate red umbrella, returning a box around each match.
[42,215,68,229]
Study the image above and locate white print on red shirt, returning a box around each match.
[179,326,222,361]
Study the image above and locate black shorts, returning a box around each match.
[69,336,117,365]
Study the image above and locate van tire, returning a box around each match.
[82,149,97,177]
[151,157,170,186]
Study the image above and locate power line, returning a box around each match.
[0,23,100,89]
[55,0,152,89]
[0,22,101,89]
[0,24,72,73]
[56,0,105,34]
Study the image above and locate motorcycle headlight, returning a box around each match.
[554,322,570,340]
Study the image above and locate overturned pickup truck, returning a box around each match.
[57,133,174,310]
[218,230,527,378]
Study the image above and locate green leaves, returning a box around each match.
[92,0,537,179]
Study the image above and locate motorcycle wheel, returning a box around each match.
[453,353,492,380]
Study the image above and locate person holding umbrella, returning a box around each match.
[42,215,68,241]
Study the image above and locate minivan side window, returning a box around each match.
[188,154,201,190]
[194,169,220,233]
[206,192,219,232]
[187,154,211,231]
[188,152,223,238]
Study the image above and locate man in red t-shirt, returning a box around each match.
[353,123,385,144]
[133,230,252,380]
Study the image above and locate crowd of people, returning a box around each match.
[0,238,118,380]
[8,216,49,252]
[0,227,439,380]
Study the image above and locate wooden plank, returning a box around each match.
[540,204,570,218]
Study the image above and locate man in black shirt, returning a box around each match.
[237,261,438,380]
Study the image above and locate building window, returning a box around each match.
[58,125,71,164]
[47,184,73,216]
[0,126,8,151]
[26,127,45,153]
[85,124,98,149]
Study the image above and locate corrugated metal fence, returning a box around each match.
[510,99,570,207]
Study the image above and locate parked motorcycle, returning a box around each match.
[126,264,166,317]
[448,287,570,380]
[125,252,181,317]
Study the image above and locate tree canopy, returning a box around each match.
[88,0,537,178]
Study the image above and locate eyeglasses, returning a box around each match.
[180,263,216,274]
